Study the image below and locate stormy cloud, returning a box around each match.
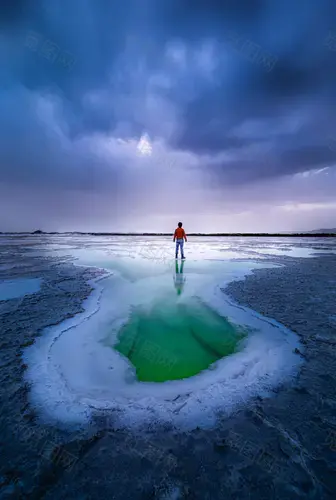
[1,0,336,232]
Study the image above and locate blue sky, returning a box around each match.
[1,0,336,232]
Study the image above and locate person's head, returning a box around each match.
[178,222,183,228]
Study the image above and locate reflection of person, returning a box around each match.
[173,222,187,259]
[174,259,186,296]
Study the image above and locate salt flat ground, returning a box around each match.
[0,235,336,499]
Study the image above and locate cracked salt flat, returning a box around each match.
[23,238,303,431]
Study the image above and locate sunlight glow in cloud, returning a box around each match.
[137,133,153,156]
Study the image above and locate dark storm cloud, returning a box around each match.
[0,0,27,25]
[1,0,336,231]
[203,147,336,188]
[281,145,336,170]
[171,0,336,178]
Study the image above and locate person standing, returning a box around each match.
[173,222,187,259]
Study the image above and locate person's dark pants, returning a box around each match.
[175,239,185,258]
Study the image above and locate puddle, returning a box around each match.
[24,255,301,430]
[0,278,41,300]
[111,296,246,382]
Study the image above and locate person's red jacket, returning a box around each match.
[174,227,187,241]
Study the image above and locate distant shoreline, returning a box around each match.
[1,232,335,237]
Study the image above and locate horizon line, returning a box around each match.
[1,231,335,237]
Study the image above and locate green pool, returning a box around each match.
[113,296,246,382]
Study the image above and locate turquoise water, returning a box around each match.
[114,295,246,382]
